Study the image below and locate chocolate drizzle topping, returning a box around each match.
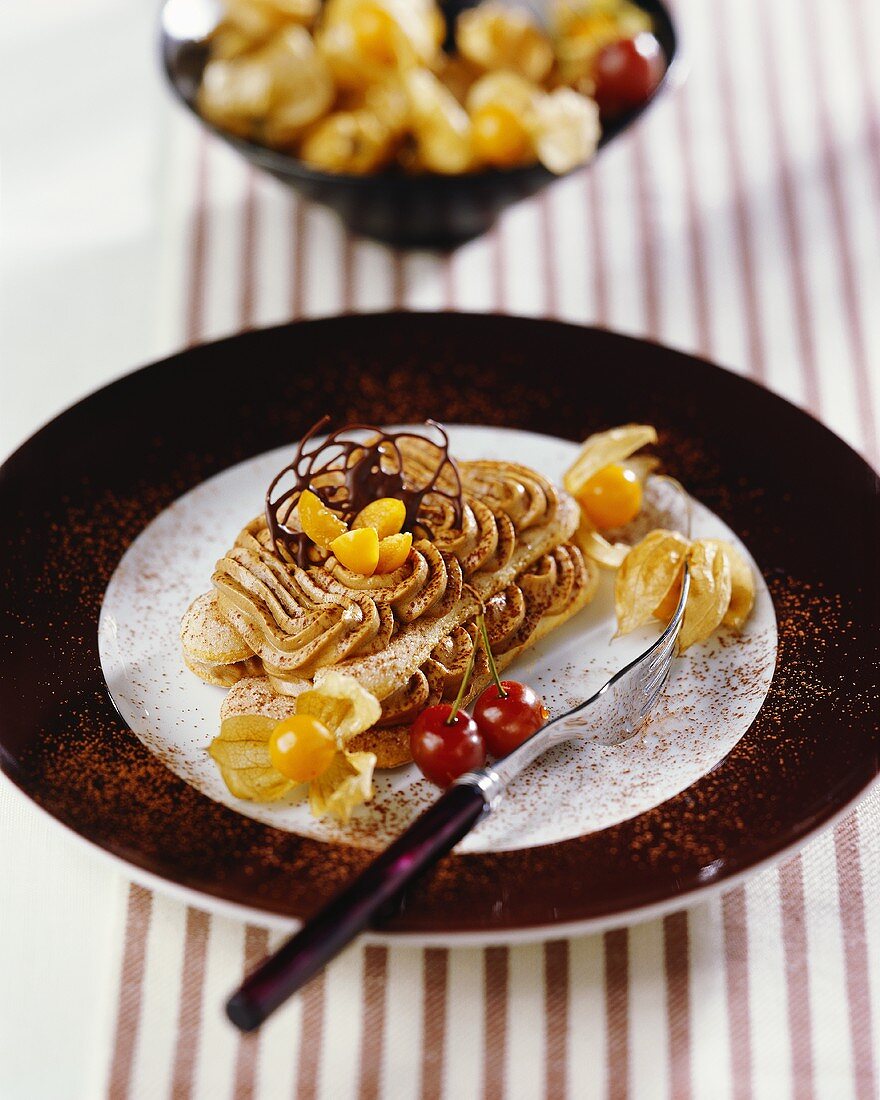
[265,418,464,566]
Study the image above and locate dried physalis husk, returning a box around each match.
[200,24,333,144]
[678,540,732,652]
[457,3,554,84]
[260,26,335,144]
[466,69,540,120]
[574,512,629,569]
[318,0,442,90]
[533,87,600,174]
[209,714,294,802]
[300,670,383,744]
[565,424,659,568]
[210,25,258,61]
[615,529,690,635]
[704,538,756,630]
[198,55,274,137]
[299,109,397,172]
[363,78,411,134]
[438,54,483,105]
[405,69,474,174]
[220,0,320,47]
[617,532,755,650]
[309,751,377,824]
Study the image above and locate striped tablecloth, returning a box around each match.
[1,0,878,1097]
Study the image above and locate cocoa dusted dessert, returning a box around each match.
[181,419,597,819]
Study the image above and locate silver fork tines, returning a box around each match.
[457,563,691,809]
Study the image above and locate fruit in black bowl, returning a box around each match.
[159,1,682,247]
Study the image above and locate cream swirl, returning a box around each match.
[186,453,582,705]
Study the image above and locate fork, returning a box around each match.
[226,564,691,1031]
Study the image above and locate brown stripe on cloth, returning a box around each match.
[341,233,356,314]
[672,83,711,358]
[185,139,209,347]
[231,925,271,1100]
[483,946,510,1100]
[752,0,822,412]
[168,907,211,1098]
[604,928,629,1100]
[663,911,693,1100]
[357,945,390,1100]
[544,940,570,1099]
[538,190,559,320]
[240,171,257,331]
[711,0,768,381]
[584,172,609,323]
[107,885,153,1100]
[850,0,880,196]
[421,948,449,1100]
[778,857,816,1100]
[294,970,327,1100]
[722,888,754,1100]
[291,196,307,320]
[834,816,878,1100]
[803,0,878,463]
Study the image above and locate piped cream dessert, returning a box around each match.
[181,420,597,818]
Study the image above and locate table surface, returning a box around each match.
[1,0,879,1097]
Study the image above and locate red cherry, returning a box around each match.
[472,681,547,759]
[593,33,665,118]
[410,705,487,788]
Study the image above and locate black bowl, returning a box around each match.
[160,0,680,248]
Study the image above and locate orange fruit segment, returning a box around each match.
[352,497,406,539]
[331,527,380,575]
[375,532,413,574]
[298,489,347,548]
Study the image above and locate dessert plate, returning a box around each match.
[1,313,877,941]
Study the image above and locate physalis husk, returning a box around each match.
[209,671,382,821]
[199,25,333,146]
[564,424,659,568]
[615,532,755,651]
[299,109,398,173]
[208,713,295,801]
[614,529,689,635]
[405,69,474,175]
[533,88,600,175]
[457,3,554,84]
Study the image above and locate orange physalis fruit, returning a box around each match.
[269,714,336,783]
[352,497,406,539]
[331,527,380,575]
[351,2,398,64]
[375,532,413,574]
[472,104,532,168]
[298,489,347,548]
[577,464,642,530]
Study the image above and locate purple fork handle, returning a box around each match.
[226,780,489,1031]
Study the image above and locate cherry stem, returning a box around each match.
[446,628,479,725]
[478,613,507,699]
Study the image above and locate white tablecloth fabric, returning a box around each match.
[1,0,878,1097]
